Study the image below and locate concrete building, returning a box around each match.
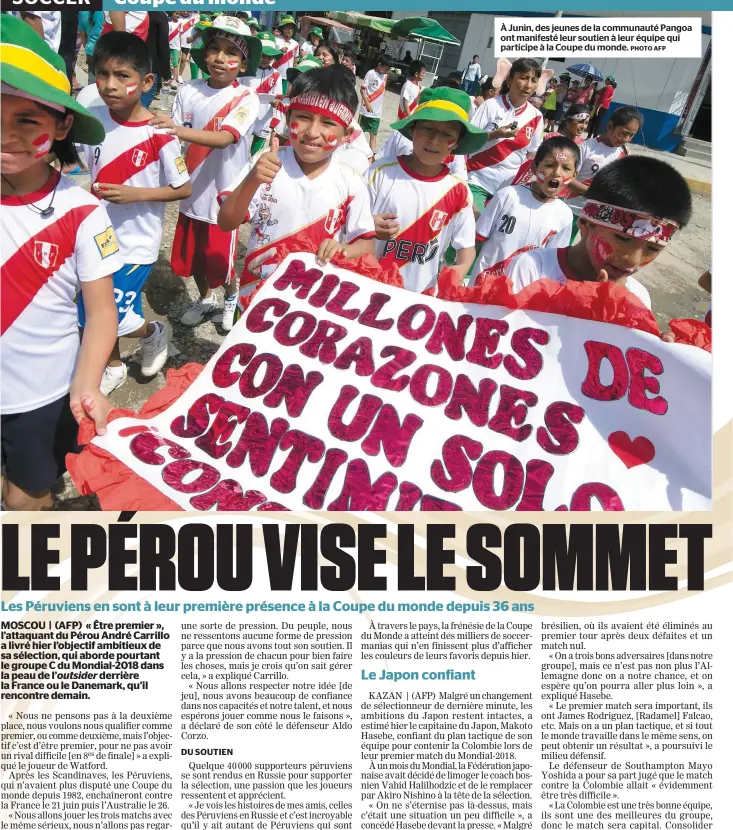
[391,11,711,151]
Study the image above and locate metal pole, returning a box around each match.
[542,11,563,69]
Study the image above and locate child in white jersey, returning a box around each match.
[241,31,283,156]
[218,66,376,312]
[567,106,642,196]
[79,32,192,395]
[274,15,300,94]
[359,55,390,154]
[398,60,426,120]
[467,58,544,212]
[507,156,692,311]
[472,136,577,281]
[367,88,489,292]
[0,16,120,509]
[151,16,261,331]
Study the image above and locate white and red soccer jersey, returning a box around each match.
[79,109,189,264]
[220,147,375,305]
[179,14,197,47]
[576,137,628,185]
[467,94,543,196]
[172,80,259,224]
[360,69,387,119]
[398,79,422,120]
[1,172,123,414]
[473,184,573,280]
[168,19,181,51]
[241,67,282,138]
[300,39,315,58]
[102,12,149,41]
[506,246,652,309]
[274,37,299,75]
[366,155,476,293]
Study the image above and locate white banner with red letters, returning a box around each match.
[93,254,712,511]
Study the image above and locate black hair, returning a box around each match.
[480,77,495,94]
[376,53,391,68]
[500,58,541,95]
[93,31,151,77]
[441,77,462,90]
[315,43,340,65]
[33,103,80,167]
[558,103,591,129]
[609,105,643,129]
[289,65,358,118]
[409,60,426,78]
[586,156,692,228]
[342,46,359,62]
[535,135,581,170]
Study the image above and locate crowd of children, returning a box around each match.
[0,12,707,510]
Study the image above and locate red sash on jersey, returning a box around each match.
[273,43,299,69]
[1,204,97,335]
[379,181,467,271]
[365,77,387,104]
[92,133,176,189]
[467,114,542,172]
[256,71,280,95]
[169,24,180,43]
[242,198,353,287]
[185,90,251,176]
[101,13,149,41]
[397,83,421,120]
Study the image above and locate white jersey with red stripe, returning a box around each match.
[506,246,652,309]
[179,15,197,47]
[473,184,573,279]
[79,108,189,264]
[467,94,543,196]
[1,172,123,414]
[300,40,315,58]
[576,137,629,184]
[168,20,181,50]
[398,80,422,120]
[220,147,376,305]
[274,37,299,74]
[360,69,388,119]
[241,68,282,138]
[366,155,476,293]
[102,12,149,40]
[172,80,259,224]
[375,131,467,181]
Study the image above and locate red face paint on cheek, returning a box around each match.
[289,124,299,140]
[125,83,138,96]
[590,234,615,267]
[325,134,338,148]
[227,60,240,71]
[32,134,52,159]
[536,171,546,182]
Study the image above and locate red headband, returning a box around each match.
[582,200,679,246]
[288,93,353,129]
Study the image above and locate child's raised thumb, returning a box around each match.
[270,134,280,154]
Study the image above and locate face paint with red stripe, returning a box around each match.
[32,134,52,159]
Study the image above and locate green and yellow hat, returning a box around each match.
[309,27,324,39]
[190,14,262,77]
[258,31,282,58]
[248,17,262,32]
[391,86,489,156]
[286,55,323,83]
[279,15,297,29]
[0,14,105,145]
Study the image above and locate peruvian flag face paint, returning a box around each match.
[289,124,299,140]
[325,134,339,149]
[125,84,138,96]
[227,59,240,71]
[32,134,52,159]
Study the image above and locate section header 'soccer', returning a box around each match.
[90,255,711,512]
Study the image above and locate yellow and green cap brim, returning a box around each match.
[0,17,105,145]
[391,90,489,156]
[309,27,324,38]
[190,23,263,77]
[257,33,282,57]
[280,16,297,28]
